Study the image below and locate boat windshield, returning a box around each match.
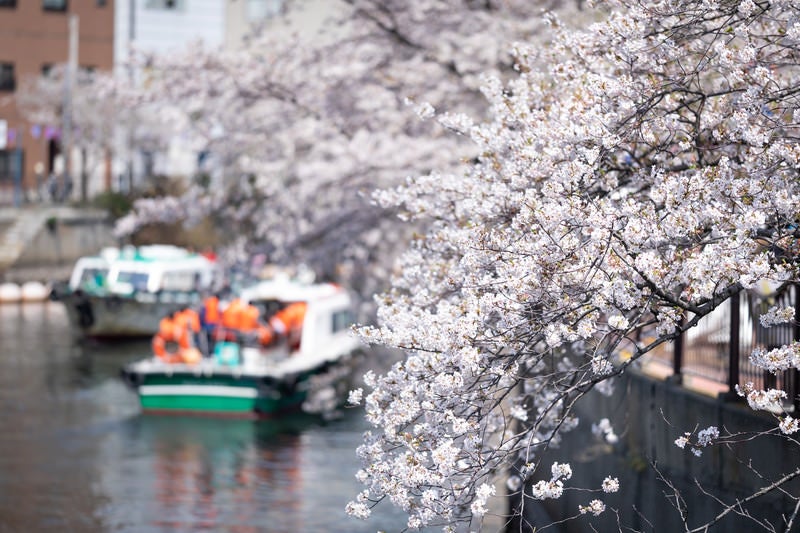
[77,268,108,291]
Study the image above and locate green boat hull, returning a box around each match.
[126,365,340,418]
[139,391,307,417]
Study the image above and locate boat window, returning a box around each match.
[78,268,108,290]
[116,271,150,292]
[160,270,198,292]
[331,309,355,333]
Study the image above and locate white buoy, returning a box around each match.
[21,281,49,302]
[0,283,22,304]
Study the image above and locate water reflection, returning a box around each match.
[0,302,409,532]
[112,416,313,532]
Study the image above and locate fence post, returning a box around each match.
[670,313,684,384]
[727,292,740,398]
[793,286,800,414]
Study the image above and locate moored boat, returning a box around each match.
[120,277,362,418]
[52,245,220,338]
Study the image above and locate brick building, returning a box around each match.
[0,0,114,203]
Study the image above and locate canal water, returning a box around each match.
[0,302,410,532]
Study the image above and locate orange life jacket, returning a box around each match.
[153,314,193,363]
[221,298,245,329]
[203,296,220,326]
[175,308,201,334]
[270,302,306,332]
[268,302,307,350]
[240,304,260,331]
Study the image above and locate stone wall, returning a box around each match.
[6,212,115,283]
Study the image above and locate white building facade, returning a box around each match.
[114,0,226,68]
[112,0,284,192]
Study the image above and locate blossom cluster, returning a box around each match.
[759,305,795,328]
[579,499,606,516]
[675,426,720,457]
[736,383,787,413]
[601,477,620,494]
[749,344,800,374]
[592,418,619,445]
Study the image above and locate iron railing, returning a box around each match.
[651,286,800,411]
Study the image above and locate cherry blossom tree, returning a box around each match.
[347,0,800,530]
[109,0,568,298]
[17,66,168,201]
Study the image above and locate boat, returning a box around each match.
[120,276,363,418]
[51,245,221,338]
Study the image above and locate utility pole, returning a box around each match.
[61,13,78,203]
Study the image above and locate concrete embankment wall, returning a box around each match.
[527,371,800,532]
[4,210,116,284]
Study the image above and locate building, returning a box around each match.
[115,0,225,69]
[0,0,115,204]
[0,0,298,203]
[112,0,284,189]
[114,0,286,76]
[224,0,284,49]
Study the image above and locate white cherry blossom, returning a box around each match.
[353,0,800,528]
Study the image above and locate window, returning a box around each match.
[42,0,67,11]
[78,66,96,85]
[0,63,14,92]
[116,271,150,292]
[246,0,284,21]
[160,271,197,292]
[146,0,182,9]
[332,309,355,334]
[0,0,17,8]
[96,0,106,5]
[78,268,108,290]
[0,149,23,183]
[41,63,53,77]
[0,150,11,182]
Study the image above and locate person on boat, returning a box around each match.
[199,293,221,356]
[257,301,307,351]
[152,310,201,364]
[152,313,178,362]
[220,297,242,329]
[175,307,202,351]
[220,297,265,345]
[241,302,261,331]
[220,297,246,342]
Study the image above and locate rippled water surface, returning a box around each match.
[0,302,407,532]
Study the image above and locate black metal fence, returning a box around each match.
[651,286,800,411]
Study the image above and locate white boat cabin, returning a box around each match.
[69,245,220,296]
[238,278,359,360]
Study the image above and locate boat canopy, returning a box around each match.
[239,278,357,358]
